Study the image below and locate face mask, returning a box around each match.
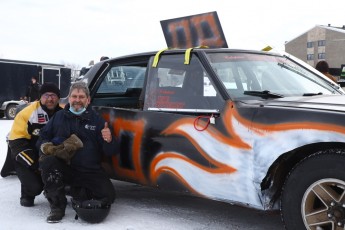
[69,106,86,115]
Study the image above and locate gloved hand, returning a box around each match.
[41,142,64,155]
[15,148,36,168]
[40,134,83,164]
[63,134,83,153]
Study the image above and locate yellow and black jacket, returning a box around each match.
[8,101,62,168]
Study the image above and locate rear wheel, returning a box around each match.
[281,149,345,230]
[5,104,17,120]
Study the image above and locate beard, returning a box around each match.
[71,102,86,112]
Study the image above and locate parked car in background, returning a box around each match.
[0,100,26,119]
[63,48,345,229]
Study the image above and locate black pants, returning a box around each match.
[14,160,43,199]
[40,155,116,204]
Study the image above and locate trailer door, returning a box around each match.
[42,67,61,88]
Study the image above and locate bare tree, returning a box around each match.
[61,61,81,82]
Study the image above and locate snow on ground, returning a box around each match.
[0,119,284,230]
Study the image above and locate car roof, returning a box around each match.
[104,48,282,63]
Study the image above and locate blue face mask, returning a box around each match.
[69,106,86,115]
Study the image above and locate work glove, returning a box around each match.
[40,134,83,164]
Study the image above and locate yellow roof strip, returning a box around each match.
[184,45,209,65]
[152,48,169,68]
[262,46,273,51]
[153,46,210,67]
[184,48,193,65]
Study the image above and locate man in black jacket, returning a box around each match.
[37,81,118,223]
[25,76,41,102]
[8,83,62,207]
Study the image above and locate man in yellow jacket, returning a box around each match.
[8,82,62,207]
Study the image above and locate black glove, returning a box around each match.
[15,148,35,168]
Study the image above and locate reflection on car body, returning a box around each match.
[77,48,345,230]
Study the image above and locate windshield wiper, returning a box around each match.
[302,92,323,96]
[243,90,284,98]
[282,55,341,92]
[278,62,307,78]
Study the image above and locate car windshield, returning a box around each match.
[205,52,341,99]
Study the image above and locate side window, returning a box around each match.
[97,66,146,94]
[144,54,223,112]
[93,65,146,109]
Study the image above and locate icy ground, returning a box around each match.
[0,120,284,229]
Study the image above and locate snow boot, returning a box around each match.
[47,208,65,223]
[20,196,34,207]
[44,187,67,223]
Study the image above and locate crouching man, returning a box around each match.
[8,83,62,207]
[37,82,118,223]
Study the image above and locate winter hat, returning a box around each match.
[40,82,60,98]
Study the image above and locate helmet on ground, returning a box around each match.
[71,198,111,223]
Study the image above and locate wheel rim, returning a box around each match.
[302,178,345,230]
[8,107,16,118]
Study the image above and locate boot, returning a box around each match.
[44,187,67,223]
[47,208,65,223]
[20,196,34,207]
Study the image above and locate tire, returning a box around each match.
[5,104,17,120]
[281,149,345,230]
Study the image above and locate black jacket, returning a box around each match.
[37,104,118,172]
[26,82,40,102]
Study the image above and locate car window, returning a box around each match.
[97,66,146,94]
[144,54,223,112]
[91,64,147,109]
[206,52,340,99]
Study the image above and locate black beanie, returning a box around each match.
[40,82,60,98]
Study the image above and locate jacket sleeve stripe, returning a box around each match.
[19,150,34,164]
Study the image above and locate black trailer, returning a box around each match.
[0,58,71,119]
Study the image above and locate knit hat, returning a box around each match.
[40,82,60,98]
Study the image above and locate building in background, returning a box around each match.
[285,24,345,78]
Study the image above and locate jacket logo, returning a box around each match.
[38,113,46,123]
[85,124,96,130]
[32,129,40,136]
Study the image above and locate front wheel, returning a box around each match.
[281,149,345,230]
[5,104,17,120]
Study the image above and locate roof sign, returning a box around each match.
[160,11,228,49]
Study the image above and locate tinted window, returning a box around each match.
[97,66,146,94]
[144,54,223,112]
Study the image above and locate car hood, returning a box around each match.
[244,95,345,112]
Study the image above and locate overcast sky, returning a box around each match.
[1,0,344,68]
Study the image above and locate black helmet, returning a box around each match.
[72,199,111,223]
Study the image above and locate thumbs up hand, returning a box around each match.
[101,122,112,143]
